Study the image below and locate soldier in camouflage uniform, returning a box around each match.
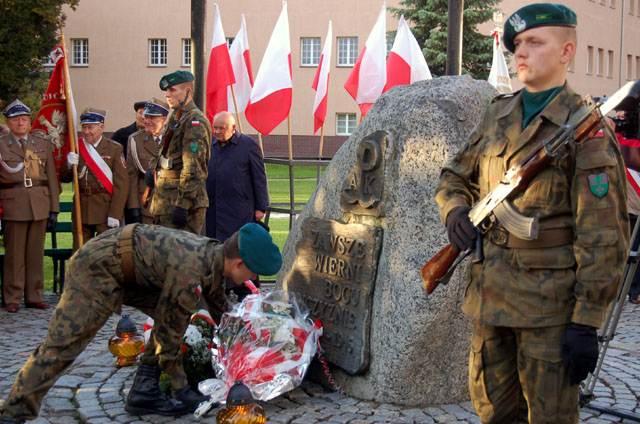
[435,4,629,423]
[0,223,282,423]
[147,70,211,234]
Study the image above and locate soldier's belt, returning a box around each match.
[116,223,138,284]
[489,226,573,249]
[157,170,180,178]
[0,181,47,189]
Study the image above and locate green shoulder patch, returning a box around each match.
[588,173,609,198]
[190,141,199,154]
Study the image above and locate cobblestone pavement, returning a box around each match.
[1,294,639,423]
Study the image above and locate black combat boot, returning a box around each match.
[125,364,188,416]
[174,386,211,412]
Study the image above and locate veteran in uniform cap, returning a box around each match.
[147,70,211,234]
[0,100,60,313]
[62,108,128,247]
[435,4,629,423]
[111,100,147,158]
[126,98,170,224]
[0,223,282,423]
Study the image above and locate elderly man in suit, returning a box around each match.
[0,100,60,313]
[63,108,128,248]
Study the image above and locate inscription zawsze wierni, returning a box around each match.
[286,217,383,374]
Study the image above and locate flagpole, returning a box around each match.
[60,32,84,247]
[229,84,243,133]
[316,125,325,184]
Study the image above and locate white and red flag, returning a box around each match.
[487,31,512,94]
[31,45,77,178]
[245,1,292,135]
[344,3,387,117]
[311,21,333,134]
[227,14,254,114]
[384,15,431,92]
[205,3,235,123]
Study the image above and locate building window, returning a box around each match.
[336,113,357,135]
[637,0,640,15]
[630,0,636,15]
[300,37,321,66]
[71,38,89,66]
[597,48,605,76]
[181,38,191,67]
[607,50,614,78]
[610,0,616,7]
[627,54,633,80]
[587,46,594,75]
[149,38,167,66]
[636,56,640,79]
[337,37,358,67]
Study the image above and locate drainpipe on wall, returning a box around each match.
[618,0,625,88]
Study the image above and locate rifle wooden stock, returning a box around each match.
[421,108,603,295]
[141,185,152,208]
[421,244,460,294]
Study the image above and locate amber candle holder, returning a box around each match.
[108,315,144,367]
[216,381,267,424]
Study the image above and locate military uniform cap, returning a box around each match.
[143,97,170,117]
[159,70,195,91]
[3,99,31,118]
[237,223,283,276]
[503,3,577,53]
[133,100,147,111]
[80,107,107,124]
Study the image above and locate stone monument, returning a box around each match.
[277,76,497,406]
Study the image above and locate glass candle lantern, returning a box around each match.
[108,314,144,367]
[216,381,267,424]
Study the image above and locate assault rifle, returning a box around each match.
[422,81,637,295]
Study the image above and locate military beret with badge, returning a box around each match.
[3,99,31,118]
[238,223,283,276]
[503,3,577,53]
[159,70,195,91]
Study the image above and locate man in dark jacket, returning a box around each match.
[205,111,268,241]
[111,100,146,158]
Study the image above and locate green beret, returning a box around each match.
[503,3,577,53]
[238,223,283,276]
[159,70,195,91]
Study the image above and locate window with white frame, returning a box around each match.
[337,37,358,66]
[71,39,89,66]
[149,39,167,66]
[301,37,321,66]
[607,50,614,78]
[182,38,191,67]
[336,113,357,135]
[587,46,594,74]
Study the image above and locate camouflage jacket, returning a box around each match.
[149,101,211,215]
[435,85,629,329]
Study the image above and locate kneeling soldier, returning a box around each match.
[0,223,282,423]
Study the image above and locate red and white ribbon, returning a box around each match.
[78,137,113,194]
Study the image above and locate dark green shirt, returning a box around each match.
[521,85,563,128]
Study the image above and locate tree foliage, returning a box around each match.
[391,0,500,79]
[0,0,79,111]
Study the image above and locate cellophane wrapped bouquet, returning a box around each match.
[195,290,322,416]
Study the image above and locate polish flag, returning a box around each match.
[311,21,333,134]
[487,31,512,94]
[227,15,254,114]
[344,3,387,117]
[245,1,292,135]
[205,3,235,123]
[383,15,432,92]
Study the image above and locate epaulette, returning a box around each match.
[491,89,521,103]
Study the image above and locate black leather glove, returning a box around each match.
[446,206,477,251]
[144,169,155,189]
[127,208,142,224]
[562,323,599,385]
[172,207,188,228]
[46,212,58,232]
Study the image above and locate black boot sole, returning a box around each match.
[124,404,188,417]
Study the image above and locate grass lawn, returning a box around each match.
[2,162,322,292]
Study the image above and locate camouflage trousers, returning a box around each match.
[469,322,579,424]
[152,207,206,235]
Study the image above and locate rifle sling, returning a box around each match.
[117,223,138,284]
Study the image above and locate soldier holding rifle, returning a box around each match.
[147,71,211,234]
[433,4,628,423]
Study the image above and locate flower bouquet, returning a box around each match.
[195,290,322,417]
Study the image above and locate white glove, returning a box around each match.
[107,217,120,228]
[67,152,79,167]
